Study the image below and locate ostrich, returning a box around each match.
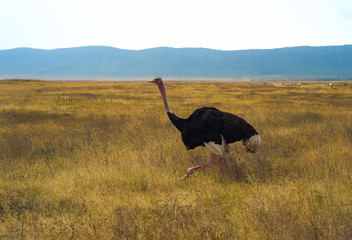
[149,77,261,180]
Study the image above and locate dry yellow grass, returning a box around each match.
[0,80,351,239]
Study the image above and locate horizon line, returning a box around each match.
[1,43,352,52]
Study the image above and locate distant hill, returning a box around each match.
[1,45,352,80]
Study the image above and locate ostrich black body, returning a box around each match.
[168,107,258,150]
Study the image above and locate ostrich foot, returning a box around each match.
[179,167,195,180]
[180,173,189,180]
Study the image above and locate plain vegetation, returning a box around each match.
[0,80,351,239]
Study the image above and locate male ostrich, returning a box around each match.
[149,77,261,180]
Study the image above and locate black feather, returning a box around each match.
[169,107,258,150]
[167,112,186,132]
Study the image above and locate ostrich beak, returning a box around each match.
[149,77,162,84]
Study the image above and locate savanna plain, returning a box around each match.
[0,80,351,239]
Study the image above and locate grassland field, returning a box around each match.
[0,80,351,239]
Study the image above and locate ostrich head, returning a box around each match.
[149,77,163,84]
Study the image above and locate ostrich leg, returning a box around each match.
[218,154,227,175]
[180,154,226,180]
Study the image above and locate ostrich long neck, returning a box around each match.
[157,81,185,131]
[157,82,172,113]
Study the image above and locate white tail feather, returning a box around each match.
[244,134,261,153]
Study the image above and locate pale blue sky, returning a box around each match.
[1,0,352,50]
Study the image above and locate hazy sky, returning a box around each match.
[1,0,352,50]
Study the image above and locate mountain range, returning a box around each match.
[1,45,352,80]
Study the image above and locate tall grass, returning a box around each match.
[0,80,351,239]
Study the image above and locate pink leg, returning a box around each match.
[180,154,226,180]
[218,156,227,175]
